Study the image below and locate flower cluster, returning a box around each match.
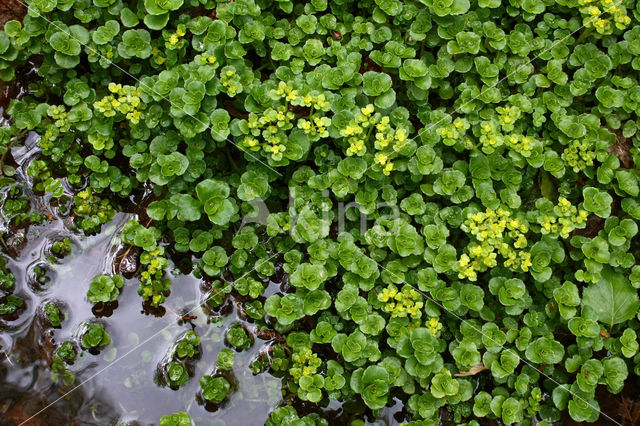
[578,0,631,34]
[289,346,321,380]
[426,317,443,336]
[151,47,167,66]
[47,105,70,132]
[458,207,532,281]
[87,131,114,151]
[340,104,409,175]
[537,197,589,238]
[241,82,332,161]
[93,83,145,124]
[243,106,296,161]
[377,284,424,319]
[297,115,331,140]
[219,67,241,96]
[504,134,535,157]
[478,120,502,153]
[475,115,537,158]
[196,53,217,66]
[164,24,187,50]
[437,117,473,149]
[73,188,116,234]
[38,125,62,154]
[139,247,171,307]
[496,105,521,132]
[561,140,596,172]
[276,82,331,115]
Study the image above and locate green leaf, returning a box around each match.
[159,412,191,426]
[50,32,81,55]
[120,8,140,27]
[616,170,639,197]
[0,32,10,55]
[87,274,124,303]
[363,71,392,97]
[81,323,111,349]
[582,187,613,218]
[582,267,640,326]
[144,0,184,15]
[225,324,252,350]
[144,13,170,30]
[290,263,327,290]
[196,179,230,201]
[210,109,231,142]
[557,116,586,138]
[170,194,202,222]
[350,365,390,409]
[237,170,268,201]
[199,375,230,403]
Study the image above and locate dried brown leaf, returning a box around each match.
[454,362,487,377]
[608,131,633,169]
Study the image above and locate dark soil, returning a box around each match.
[0,0,26,33]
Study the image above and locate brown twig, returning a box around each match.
[223,145,240,173]
[618,396,640,426]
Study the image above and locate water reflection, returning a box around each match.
[0,211,282,425]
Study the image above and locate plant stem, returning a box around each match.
[224,145,241,173]
[0,234,8,252]
[576,28,593,45]
[0,129,28,176]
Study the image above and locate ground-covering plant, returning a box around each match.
[158,330,201,389]
[199,374,231,405]
[87,273,124,303]
[0,293,23,315]
[159,411,191,426]
[175,330,200,358]
[225,323,252,350]
[50,341,77,386]
[80,322,110,350]
[44,302,63,326]
[0,255,22,316]
[2,0,640,423]
[50,236,72,257]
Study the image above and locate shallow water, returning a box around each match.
[0,132,286,425]
[0,218,285,425]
